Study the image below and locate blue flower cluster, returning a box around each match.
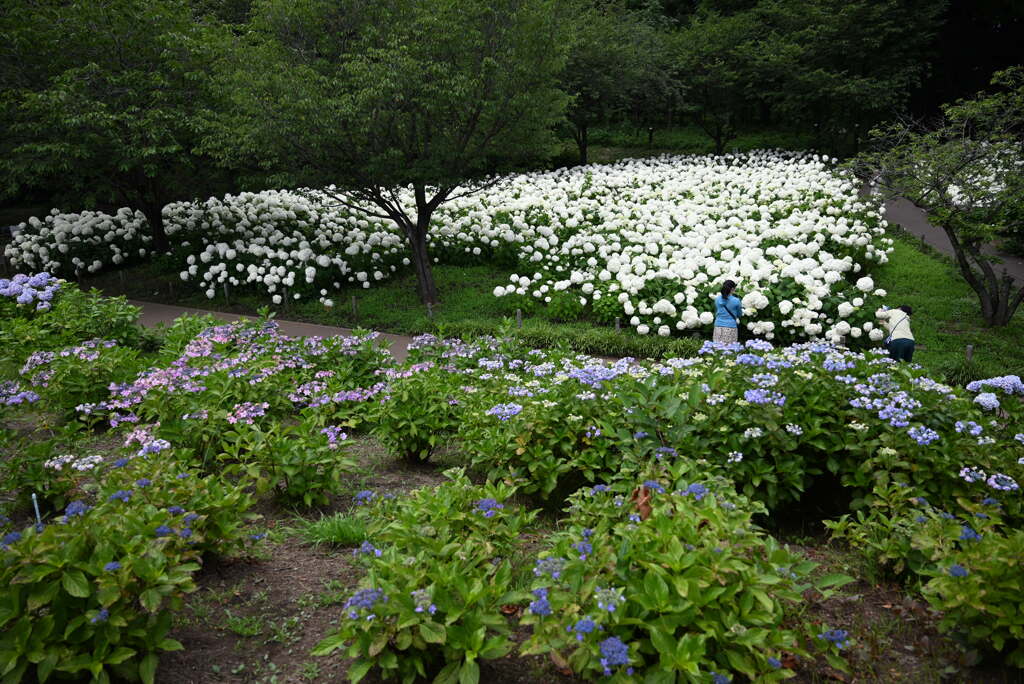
[485,402,523,420]
[411,588,437,615]
[0,272,61,310]
[534,556,567,580]
[345,588,388,620]
[474,498,505,517]
[948,564,969,577]
[817,628,850,649]
[529,587,552,616]
[567,616,599,641]
[598,636,632,676]
[743,388,786,406]
[907,425,940,446]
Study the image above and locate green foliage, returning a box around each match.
[0,0,234,248]
[459,375,623,501]
[21,342,143,421]
[313,470,536,684]
[0,287,143,373]
[299,513,368,548]
[521,466,823,681]
[0,454,256,684]
[217,421,357,508]
[370,364,461,464]
[854,67,1024,326]
[918,510,1024,667]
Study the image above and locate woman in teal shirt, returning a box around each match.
[713,279,742,343]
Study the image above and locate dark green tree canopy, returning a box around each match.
[207,0,571,303]
[0,0,234,251]
[854,68,1024,326]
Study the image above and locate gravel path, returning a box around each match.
[882,197,1024,284]
[128,299,414,362]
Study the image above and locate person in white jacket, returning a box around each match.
[878,305,915,361]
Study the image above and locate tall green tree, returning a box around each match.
[208,0,570,304]
[854,68,1024,326]
[752,0,945,153]
[0,0,233,253]
[561,4,677,165]
[674,9,759,154]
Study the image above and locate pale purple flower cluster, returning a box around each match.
[0,272,61,310]
[907,426,940,446]
[226,401,270,425]
[954,420,983,436]
[321,425,348,449]
[0,380,39,406]
[743,388,786,406]
[594,586,625,613]
[973,393,1000,411]
[485,403,523,420]
[474,498,505,517]
[966,375,1024,395]
[959,466,986,483]
[987,473,1019,492]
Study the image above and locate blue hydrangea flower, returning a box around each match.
[959,526,982,542]
[474,498,504,517]
[104,561,121,572]
[154,525,174,537]
[594,586,625,613]
[642,480,665,494]
[817,629,849,649]
[598,636,631,676]
[65,500,91,518]
[534,557,567,580]
[485,403,523,420]
[712,673,732,684]
[354,490,376,505]
[355,541,383,557]
[108,490,132,503]
[90,608,110,624]
[573,541,593,560]
[167,506,185,516]
[135,478,152,488]
[567,616,599,641]
[411,589,437,615]
[767,657,782,669]
[344,588,387,620]
[528,587,552,616]
[948,564,969,578]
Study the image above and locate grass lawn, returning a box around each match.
[874,234,1024,379]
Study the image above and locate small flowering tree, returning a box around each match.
[854,67,1024,326]
[211,0,571,305]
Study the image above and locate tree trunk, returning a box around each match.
[408,215,439,305]
[143,202,169,253]
[576,124,588,166]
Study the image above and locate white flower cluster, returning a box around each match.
[489,151,893,341]
[4,208,155,275]
[3,151,894,340]
[43,453,104,471]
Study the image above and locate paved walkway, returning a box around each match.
[882,198,1024,283]
[128,300,415,362]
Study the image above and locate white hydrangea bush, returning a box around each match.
[4,208,158,275]
[3,151,894,340]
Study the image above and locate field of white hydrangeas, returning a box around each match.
[4,150,893,342]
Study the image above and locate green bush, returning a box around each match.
[370,363,462,463]
[216,420,357,507]
[0,444,258,684]
[18,341,143,420]
[313,469,536,684]
[520,465,837,681]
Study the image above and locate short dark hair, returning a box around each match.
[721,279,736,297]
[899,304,913,316]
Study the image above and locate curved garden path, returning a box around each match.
[128,299,415,362]
[882,198,1024,283]
[125,196,1021,361]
